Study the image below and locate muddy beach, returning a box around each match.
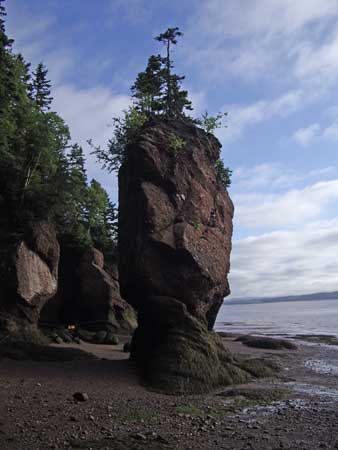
[0,334,338,450]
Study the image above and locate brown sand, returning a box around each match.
[0,335,338,450]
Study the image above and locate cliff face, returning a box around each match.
[0,221,136,340]
[40,245,137,335]
[77,247,137,333]
[119,119,248,393]
[0,223,59,338]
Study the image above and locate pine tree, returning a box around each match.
[155,27,191,118]
[65,143,88,223]
[131,54,165,114]
[155,27,181,116]
[52,144,90,247]
[105,200,118,243]
[32,62,53,112]
[16,54,33,98]
[170,74,192,118]
[85,179,116,252]
[0,0,15,130]
[0,4,71,230]
[0,3,120,255]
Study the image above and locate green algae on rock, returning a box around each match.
[118,119,263,393]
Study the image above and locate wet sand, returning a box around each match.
[0,335,338,450]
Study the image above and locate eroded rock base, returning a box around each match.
[130,297,258,394]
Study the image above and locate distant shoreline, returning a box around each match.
[224,291,338,306]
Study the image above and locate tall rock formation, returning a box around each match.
[40,246,137,335]
[0,223,59,339]
[77,247,137,333]
[119,119,249,393]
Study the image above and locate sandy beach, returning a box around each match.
[0,335,338,450]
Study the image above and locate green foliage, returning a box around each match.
[32,62,53,112]
[215,159,232,189]
[192,221,202,231]
[0,44,71,229]
[85,179,118,253]
[131,27,192,119]
[0,3,117,257]
[131,55,164,114]
[154,27,192,118]
[94,27,194,175]
[168,133,186,154]
[91,106,147,173]
[196,111,228,133]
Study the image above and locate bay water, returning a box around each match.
[215,299,338,337]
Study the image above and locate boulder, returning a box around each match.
[77,247,137,334]
[40,245,137,336]
[0,222,59,339]
[118,118,250,393]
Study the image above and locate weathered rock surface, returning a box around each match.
[0,222,59,338]
[40,246,137,336]
[119,119,249,392]
[78,247,136,333]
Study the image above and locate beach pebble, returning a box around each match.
[73,392,89,402]
[132,432,147,441]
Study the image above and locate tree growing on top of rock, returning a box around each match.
[131,54,164,115]
[92,26,231,185]
[131,27,192,118]
[154,27,192,117]
[91,27,193,173]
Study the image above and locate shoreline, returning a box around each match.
[0,333,338,449]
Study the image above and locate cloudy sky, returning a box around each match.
[5,0,338,298]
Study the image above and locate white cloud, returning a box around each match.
[232,163,336,191]
[322,123,338,141]
[294,120,338,145]
[234,179,338,228]
[185,0,338,84]
[195,0,338,37]
[53,85,130,199]
[217,89,308,141]
[186,88,206,117]
[293,123,321,146]
[108,0,153,23]
[293,25,338,84]
[53,85,130,148]
[230,219,338,297]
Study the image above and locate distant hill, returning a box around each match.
[224,291,338,306]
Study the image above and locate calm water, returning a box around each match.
[215,299,338,337]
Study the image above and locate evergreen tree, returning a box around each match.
[85,179,117,252]
[0,3,71,231]
[155,27,192,117]
[131,54,165,114]
[0,3,117,257]
[93,27,193,175]
[16,54,32,95]
[0,0,15,150]
[54,145,87,232]
[105,200,118,244]
[32,62,53,112]
[169,73,192,118]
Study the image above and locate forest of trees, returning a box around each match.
[0,2,117,255]
[0,1,231,262]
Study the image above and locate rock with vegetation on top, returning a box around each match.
[118,118,251,393]
[0,222,59,340]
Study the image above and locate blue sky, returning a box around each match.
[5,0,338,298]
